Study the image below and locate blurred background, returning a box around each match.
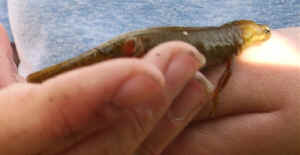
[1,0,300,76]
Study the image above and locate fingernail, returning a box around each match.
[171,49,206,70]
[163,50,205,99]
[167,78,211,123]
[170,49,206,72]
[194,71,215,93]
[167,72,214,122]
[189,50,206,68]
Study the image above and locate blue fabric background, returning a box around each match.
[0,0,11,38]
[1,0,300,75]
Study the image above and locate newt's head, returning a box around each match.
[225,20,271,52]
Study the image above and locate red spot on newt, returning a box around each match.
[122,39,136,56]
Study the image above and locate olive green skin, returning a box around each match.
[27,20,271,83]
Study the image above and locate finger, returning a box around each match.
[61,41,207,155]
[136,72,212,155]
[133,41,207,154]
[0,59,167,155]
[0,24,22,87]
[144,41,206,100]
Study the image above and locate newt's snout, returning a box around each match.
[236,20,271,51]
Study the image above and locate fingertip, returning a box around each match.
[194,71,215,94]
[166,41,207,67]
[144,41,206,70]
[112,60,166,107]
[143,41,207,100]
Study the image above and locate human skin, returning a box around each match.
[0,24,209,155]
[0,24,300,154]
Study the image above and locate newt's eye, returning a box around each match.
[262,25,271,34]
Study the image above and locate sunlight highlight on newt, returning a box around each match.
[241,32,300,67]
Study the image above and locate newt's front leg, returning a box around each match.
[209,56,234,117]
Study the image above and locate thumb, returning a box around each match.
[0,59,166,155]
[0,24,22,88]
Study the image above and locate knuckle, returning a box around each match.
[123,106,150,140]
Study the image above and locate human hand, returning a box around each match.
[0,26,22,87]
[0,24,211,154]
[163,28,300,154]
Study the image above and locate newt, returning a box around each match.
[26,20,271,115]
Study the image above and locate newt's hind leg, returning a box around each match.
[209,57,233,117]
